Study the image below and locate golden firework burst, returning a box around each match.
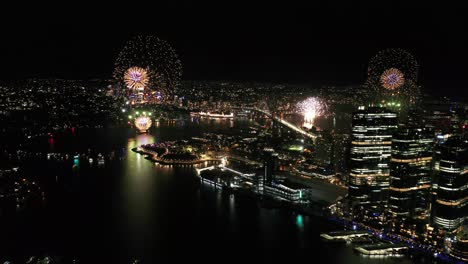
[124,67,149,89]
[380,68,405,90]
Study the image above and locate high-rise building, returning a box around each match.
[263,148,278,186]
[431,136,468,232]
[314,130,334,167]
[349,106,398,205]
[388,127,434,219]
[332,133,350,176]
[448,230,468,262]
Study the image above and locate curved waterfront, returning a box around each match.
[0,119,419,263]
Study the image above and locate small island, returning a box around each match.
[132,141,223,165]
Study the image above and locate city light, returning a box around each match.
[296,214,304,229]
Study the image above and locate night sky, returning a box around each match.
[1,3,467,95]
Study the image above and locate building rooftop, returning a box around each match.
[274,179,309,190]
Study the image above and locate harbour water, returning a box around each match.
[0,118,421,263]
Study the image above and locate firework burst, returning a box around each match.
[134,116,152,133]
[124,67,149,90]
[366,49,420,106]
[297,97,325,125]
[380,68,405,90]
[368,49,418,81]
[114,35,182,97]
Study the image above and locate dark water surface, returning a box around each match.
[0,119,415,263]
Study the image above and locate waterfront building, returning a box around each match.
[349,106,398,206]
[333,133,350,175]
[314,130,334,167]
[263,148,279,186]
[431,136,468,232]
[388,127,434,219]
[262,180,311,204]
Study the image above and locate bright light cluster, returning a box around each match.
[124,67,149,90]
[114,35,182,98]
[134,116,152,132]
[366,48,420,105]
[297,97,325,125]
[380,68,405,90]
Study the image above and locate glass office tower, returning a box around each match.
[349,106,398,205]
[389,127,433,218]
[431,136,468,232]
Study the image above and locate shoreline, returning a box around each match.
[132,147,222,165]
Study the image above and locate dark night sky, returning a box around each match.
[0,2,467,95]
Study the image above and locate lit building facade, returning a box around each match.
[388,127,434,218]
[431,136,468,232]
[263,181,311,204]
[349,106,397,205]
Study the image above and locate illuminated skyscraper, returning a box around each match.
[349,106,397,205]
[431,136,468,232]
[388,127,434,218]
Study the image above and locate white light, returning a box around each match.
[122,109,126,113]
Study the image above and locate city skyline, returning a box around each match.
[1,3,468,263]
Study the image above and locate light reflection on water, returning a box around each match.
[121,133,158,250]
[112,121,414,263]
[3,119,416,263]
